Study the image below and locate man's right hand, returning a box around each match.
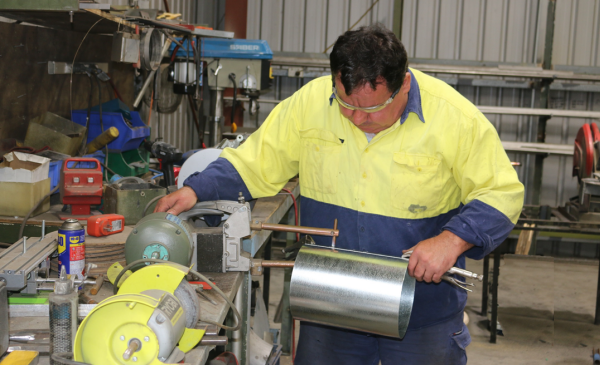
[154,186,198,215]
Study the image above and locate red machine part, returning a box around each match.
[60,158,103,220]
[87,214,125,237]
[573,123,595,180]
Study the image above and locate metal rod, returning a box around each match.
[254,223,339,237]
[199,336,228,346]
[263,236,271,311]
[123,339,140,360]
[261,260,295,268]
[490,251,501,344]
[481,254,490,316]
[331,219,338,250]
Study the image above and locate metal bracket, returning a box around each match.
[181,200,252,272]
[0,232,58,291]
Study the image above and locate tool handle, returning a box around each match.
[447,267,483,281]
[90,275,104,295]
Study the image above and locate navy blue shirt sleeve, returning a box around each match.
[442,199,515,259]
[183,157,253,202]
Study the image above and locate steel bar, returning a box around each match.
[270,55,600,82]
[481,255,490,316]
[290,245,415,339]
[253,223,339,237]
[9,304,96,318]
[490,251,501,343]
[502,141,573,156]
[199,336,228,346]
[262,237,272,311]
[223,96,600,120]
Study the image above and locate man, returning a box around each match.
[156,25,524,364]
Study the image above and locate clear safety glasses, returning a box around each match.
[332,83,401,113]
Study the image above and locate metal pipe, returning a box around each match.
[331,219,338,249]
[253,223,339,237]
[290,245,415,339]
[209,88,224,147]
[260,260,295,268]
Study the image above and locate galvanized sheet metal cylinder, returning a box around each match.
[290,245,415,339]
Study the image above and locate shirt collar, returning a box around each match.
[400,69,425,124]
[328,69,425,124]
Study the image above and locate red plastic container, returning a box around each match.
[87,214,125,237]
[60,158,103,219]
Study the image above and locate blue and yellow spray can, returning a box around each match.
[58,219,86,279]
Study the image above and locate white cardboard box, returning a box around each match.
[0,151,51,183]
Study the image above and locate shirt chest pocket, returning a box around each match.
[390,152,444,216]
[299,129,343,195]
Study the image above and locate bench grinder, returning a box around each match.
[73,263,204,364]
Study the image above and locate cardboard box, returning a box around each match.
[0,178,50,217]
[0,151,50,183]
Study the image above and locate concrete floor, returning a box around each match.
[263,253,600,365]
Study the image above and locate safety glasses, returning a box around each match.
[332,83,401,113]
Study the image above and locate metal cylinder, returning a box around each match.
[209,88,224,147]
[290,245,415,339]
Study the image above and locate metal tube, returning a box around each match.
[209,88,224,147]
[290,245,415,339]
[255,223,339,237]
[261,260,295,268]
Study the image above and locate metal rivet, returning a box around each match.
[120,336,125,341]
[175,229,181,235]
[224,223,229,228]
[133,357,138,362]
[144,337,149,342]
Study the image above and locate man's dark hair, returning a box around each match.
[330,24,408,96]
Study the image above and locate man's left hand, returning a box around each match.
[402,231,474,283]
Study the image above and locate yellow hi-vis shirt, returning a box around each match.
[185,68,524,328]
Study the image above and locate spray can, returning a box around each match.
[58,219,86,280]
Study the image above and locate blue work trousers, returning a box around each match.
[295,312,470,365]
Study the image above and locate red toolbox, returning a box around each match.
[59,158,103,220]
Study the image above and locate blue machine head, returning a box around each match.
[169,38,272,60]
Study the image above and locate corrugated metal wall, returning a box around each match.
[246,0,600,208]
[247,0,395,53]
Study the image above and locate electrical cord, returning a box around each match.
[94,76,109,182]
[229,73,237,127]
[51,353,91,365]
[18,185,59,239]
[112,259,242,331]
[143,194,166,217]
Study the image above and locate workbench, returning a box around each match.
[481,204,600,344]
[2,178,300,365]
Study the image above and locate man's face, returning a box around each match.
[334,72,411,134]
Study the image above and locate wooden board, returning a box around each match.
[0,9,135,34]
[0,21,134,145]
